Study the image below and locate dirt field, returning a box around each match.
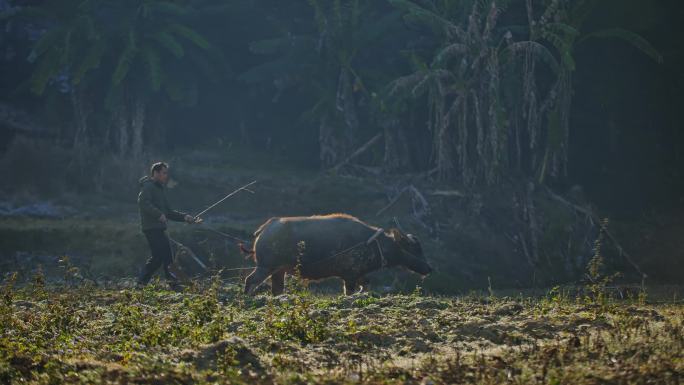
[1,276,682,384]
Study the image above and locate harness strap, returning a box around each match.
[374,238,387,268]
[169,237,208,270]
[366,228,384,245]
[302,228,387,269]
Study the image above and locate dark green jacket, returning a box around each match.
[137,176,188,231]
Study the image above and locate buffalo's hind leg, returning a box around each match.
[244,267,272,295]
[358,276,370,292]
[343,278,358,296]
[271,268,286,295]
[343,276,370,295]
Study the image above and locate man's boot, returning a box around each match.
[138,254,161,287]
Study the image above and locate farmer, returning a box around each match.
[136,161,202,289]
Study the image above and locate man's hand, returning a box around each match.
[184,215,203,224]
[159,214,167,223]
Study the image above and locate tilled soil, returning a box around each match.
[1,280,682,384]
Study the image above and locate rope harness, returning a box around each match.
[301,228,426,270]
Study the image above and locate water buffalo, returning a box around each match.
[243,213,432,295]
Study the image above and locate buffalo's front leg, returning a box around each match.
[244,267,272,294]
[271,268,286,295]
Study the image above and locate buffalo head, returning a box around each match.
[385,228,432,276]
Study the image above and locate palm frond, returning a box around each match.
[73,38,106,85]
[357,10,403,45]
[545,22,580,39]
[388,0,457,37]
[541,27,576,71]
[168,23,211,50]
[432,43,468,67]
[143,48,163,91]
[29,48,61,95]
[112,31,138,85]
[569,0,599,27]
[27,28,64,63]
[154,31,185,58]
[505,41,560,73]
[387,71,427,97]
[580,28,663,64]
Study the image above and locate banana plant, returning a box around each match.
[388,0,661,185]
[241,0,403,168]
[388,0,555,184]
[13,0,221,156]
[6,0,105,147]
[532,0,662,184]
[104,0,219,157]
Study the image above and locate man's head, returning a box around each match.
[150,162,169,184]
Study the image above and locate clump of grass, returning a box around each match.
[0,272,18,334]
[584,218,625,308]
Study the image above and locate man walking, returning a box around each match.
[137,162,202,289]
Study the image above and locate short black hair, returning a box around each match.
[150,162,168,175]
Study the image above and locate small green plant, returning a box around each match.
[584,218,621,309]
[216,344,242,379]
[262,241,330,344]
[288,241,308,294]
[32,265,48,301]
[262,287,330,344]
[0,272,18,332]
[352,295,379,308]
[536,286,573,317]
[57,255,81,287]
[637,286,648,306]
[487,276,494,299]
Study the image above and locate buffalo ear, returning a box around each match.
[387,228,401,241]
[389,228,409,242]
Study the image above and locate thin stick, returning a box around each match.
[196,226,250,244]
[376,187,408,216]
[332,133,383,172]
[194,180,257,218]
[545,186,647,278]
[168,237,207,271]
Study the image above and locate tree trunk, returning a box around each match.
[71,84,89,149]
[336,67,358,148]
[383,117,409,172]
[151,110,165,150]
[116,105,129,157]
[131,98,146,158]
[319,114,338,168]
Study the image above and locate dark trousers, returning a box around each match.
[138,229,177,284]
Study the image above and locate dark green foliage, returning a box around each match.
[7,0,223,156]
[3,0,665,181]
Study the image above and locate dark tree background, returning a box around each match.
[1,0,682,288]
